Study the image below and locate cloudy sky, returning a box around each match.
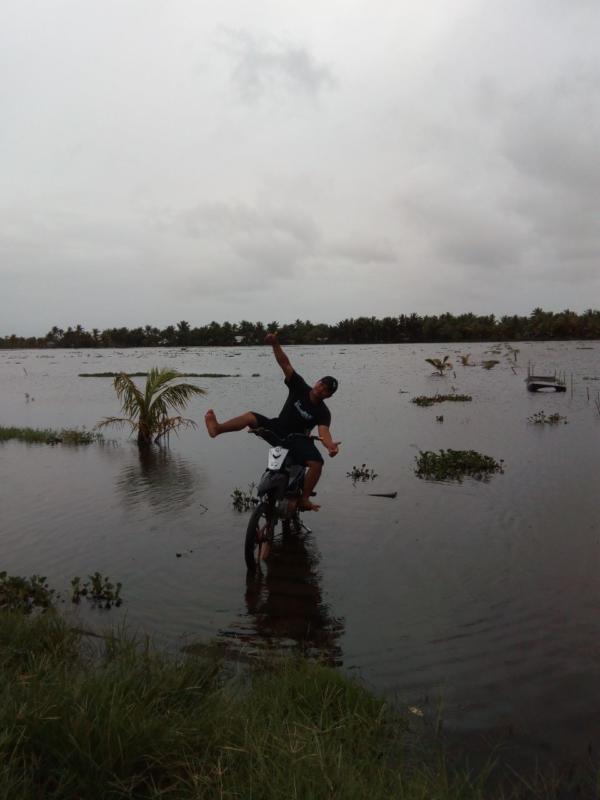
[2,0,599,335]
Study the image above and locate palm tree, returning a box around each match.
[97,368,205,447]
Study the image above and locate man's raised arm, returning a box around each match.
[264,332,294,379]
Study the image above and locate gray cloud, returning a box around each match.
[217,28,336,101]
[2,1,600,334]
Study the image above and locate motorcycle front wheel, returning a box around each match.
[245,500,275,572]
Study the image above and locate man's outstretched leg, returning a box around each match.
[299,460,322,511]
[204,410,258,438]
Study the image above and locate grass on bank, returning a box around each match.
[0,611,533,800]
[0,426,103,445]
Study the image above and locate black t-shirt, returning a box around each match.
[277,371,331,434]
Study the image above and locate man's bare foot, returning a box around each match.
[298,498,320,511]
[204,409,220,438]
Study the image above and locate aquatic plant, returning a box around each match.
[527,411,568,425]
[457,354,473,366]
[0,572,55,612]
[411,394,472,407]
[71,573,122,608]
[97,368,205,447]
[347,464,378,482]
[231,483,257,512]
[425,356,452,376]
[0,426,104,445]
[481,360,500,370]
[415,449,504,482]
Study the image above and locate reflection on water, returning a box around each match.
[218,530,344,665]
[116,448,204,513]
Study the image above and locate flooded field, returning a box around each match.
[1,342,600,763]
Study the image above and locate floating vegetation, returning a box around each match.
[0,426,104,445]
[481,360,500,370]
[80,372,238,378]
[457,354,474,366]
[411,393,472,407]
[231,483,257,512]
[425,356,452,376]
[415,449,504,482]
[527,411,568,425]
[0,572,55,612]
[347,464,378,482]
[71,573,123,608]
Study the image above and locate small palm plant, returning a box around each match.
[97,368,205,447]
[425,356,452,376]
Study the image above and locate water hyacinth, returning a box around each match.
[415,449,504,482]
[411,394,472,407]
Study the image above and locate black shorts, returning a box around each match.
[251,413,324,465]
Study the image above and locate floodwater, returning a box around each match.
[1,342,600,764]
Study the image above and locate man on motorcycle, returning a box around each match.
[204,332,340,511]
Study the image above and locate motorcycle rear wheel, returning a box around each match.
[245,500,275,572]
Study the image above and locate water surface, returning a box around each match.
[2,342,600,762]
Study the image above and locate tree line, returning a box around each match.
[2,308,600,348]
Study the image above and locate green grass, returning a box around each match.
[0,426,103,445]
[0,612,594,798]
[0,613,513,799]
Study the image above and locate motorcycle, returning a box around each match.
[244,428,316,572]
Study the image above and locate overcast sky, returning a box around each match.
[2,0,599,335]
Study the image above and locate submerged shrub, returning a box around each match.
[411,394,472,407]
[527,411,568,425]
[0,572,55,612]
[231,483,257,512]
[347,464,378,482]
[415,449,504,482]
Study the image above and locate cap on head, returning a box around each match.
[319,376,339,395]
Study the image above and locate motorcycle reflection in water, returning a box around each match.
[222,528,344,667]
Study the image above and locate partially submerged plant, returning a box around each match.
[0,572,55,612]
[481,360,500,370]
[0,426,104,445]
[97,368,205,447]
[231,483,257,512]
[347,464,378,482]
[425,356,452,376]
[71,573,123,608]
[458,354,473,366]
[415,449,504,482]
[411,394,472,407]
[527,411,568,425]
